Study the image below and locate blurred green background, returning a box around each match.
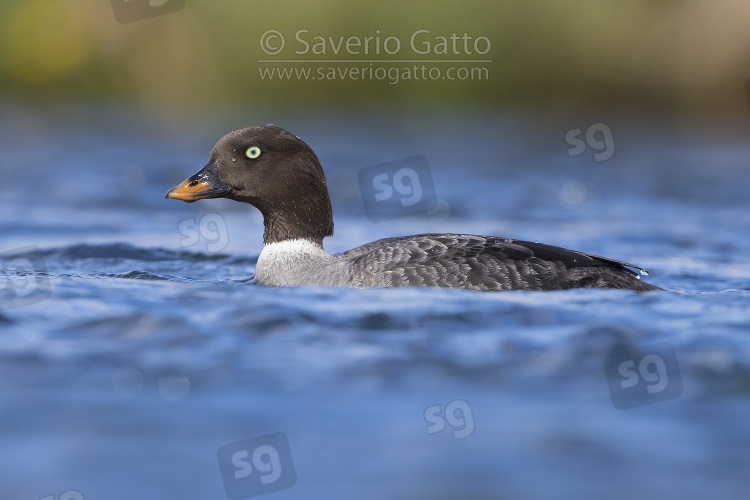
[1,0,749,115]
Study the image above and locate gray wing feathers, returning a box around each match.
[343,234,660,291]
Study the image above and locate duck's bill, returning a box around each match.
[165,160,231,202]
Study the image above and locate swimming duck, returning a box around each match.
[166,125,661,291]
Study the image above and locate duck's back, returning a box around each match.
[342,234,661,291]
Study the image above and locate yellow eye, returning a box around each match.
[245,146,261,159]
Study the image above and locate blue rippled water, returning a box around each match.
[2,104,750,499]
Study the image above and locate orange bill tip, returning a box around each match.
[165,160,231,202]
[165,179,211,202]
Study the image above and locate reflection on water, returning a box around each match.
[1,105,750,499]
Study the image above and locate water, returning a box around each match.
[2,103,750,499]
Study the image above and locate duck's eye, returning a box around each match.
[245,146,261,159]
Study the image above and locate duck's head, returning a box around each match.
[166,124,333,244]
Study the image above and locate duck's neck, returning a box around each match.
[258,187,334,245]
[261,208,331,246]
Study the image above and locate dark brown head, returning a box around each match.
[166,125,334,244]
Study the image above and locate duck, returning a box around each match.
[165,124,661,292]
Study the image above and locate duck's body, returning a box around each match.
[166,125,661,292]
[254,235,659,291]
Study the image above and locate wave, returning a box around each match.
[35,243,257,264]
